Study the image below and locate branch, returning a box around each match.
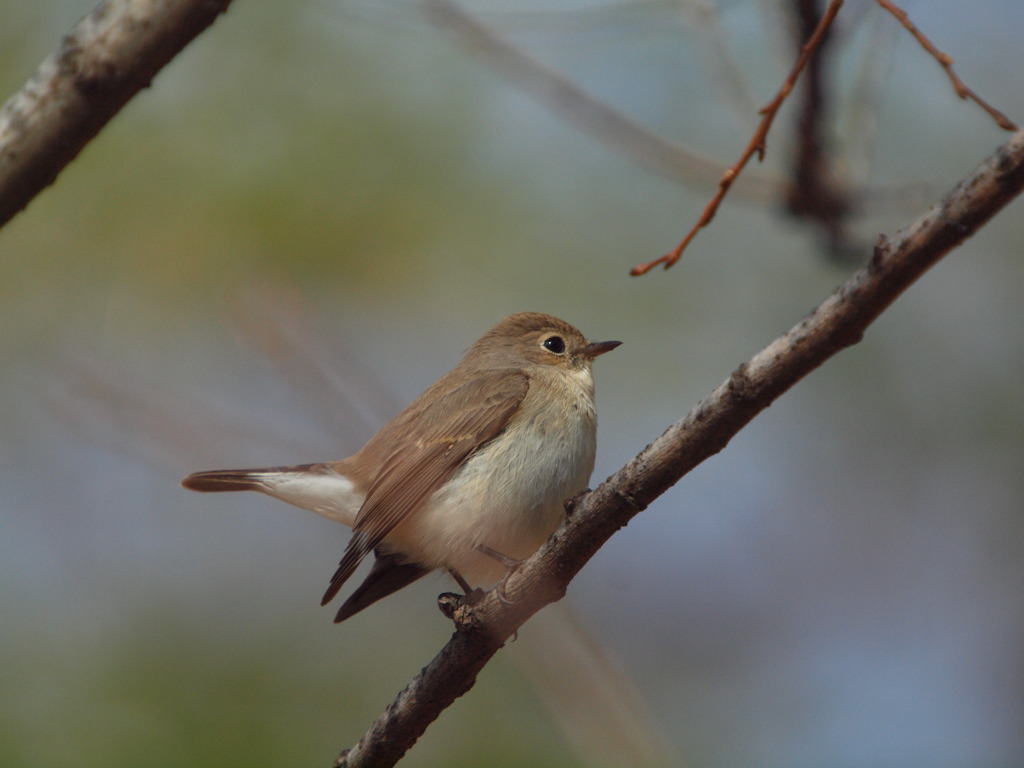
[785,0,855,258]
[0,0,234,228]
[632,0,1019,275]
[420,0,782,203]
[874,0,1017,131]
[631,0,846,275]
[336,128,1024,766]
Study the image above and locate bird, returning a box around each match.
[181,312,620,622]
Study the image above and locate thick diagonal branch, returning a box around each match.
[0,0,234,227]
[336,127,1024,767]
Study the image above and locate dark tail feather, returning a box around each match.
[332,552,431,623]
[181,470,262,492]
[181,463,329,492]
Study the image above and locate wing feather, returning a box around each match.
[321,371,529,605]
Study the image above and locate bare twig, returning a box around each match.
[632,0,845,275]
[681,0,764,127]
[843,8,899,196]
[873,0,1017,131]
[0,0,234,228]
[510,608,679,768]
[420,0,782,201]
[336,128,1024,767]
[230,287,397,440]
[786,0,854,257]
[49,358,304,470]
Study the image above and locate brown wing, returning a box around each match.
[321,370,529,606]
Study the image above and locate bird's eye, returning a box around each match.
[542,335,566,354]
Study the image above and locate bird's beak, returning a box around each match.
[582,340,622,359]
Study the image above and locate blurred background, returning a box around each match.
[1,0,1022,766]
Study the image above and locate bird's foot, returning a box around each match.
[476,544,525,604]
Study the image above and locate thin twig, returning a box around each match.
[336,127,1024,767]
[420,0,782,201]
[843,8,899,197]
[873,0,1017,131]
[231,287,397,439]
[631,0,845,275]
[685,0,764,128]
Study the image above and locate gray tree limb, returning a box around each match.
[0,0,233,227]
[335,127,1024,767]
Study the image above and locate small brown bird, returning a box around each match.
[182,312,619,622]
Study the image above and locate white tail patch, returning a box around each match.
[255,471,363,527]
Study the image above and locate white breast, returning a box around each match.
[386,366,598,584]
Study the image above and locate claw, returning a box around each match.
[437,592,461,620]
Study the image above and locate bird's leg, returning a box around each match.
[476,544,525,604]
[447,567,486,605]
[448,567,473,594]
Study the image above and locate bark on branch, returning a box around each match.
[335,128,1024,767]
[0,0,233,227]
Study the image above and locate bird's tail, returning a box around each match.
[180,468,279,492]
[180,463,361,526]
